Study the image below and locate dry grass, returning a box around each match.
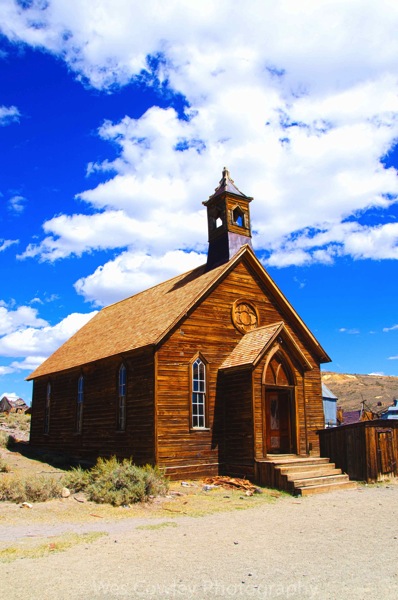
[1,412,31,432]
[0,531,107,563]
[136,521,178,531]
[0,444,287,529]
[0,456,10,473]
[0,472,63,503]
[0,431,10,448]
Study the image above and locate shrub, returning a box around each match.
[5,413,31,432]
[0,456,10,473]
[0,431,10,448]
[63,456,169,507]
[61,465,90,492]
[0,474,63,503]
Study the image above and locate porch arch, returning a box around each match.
[262,347,298,455]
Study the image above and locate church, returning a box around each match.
[29,169,350,492]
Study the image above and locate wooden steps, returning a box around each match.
[256,456,357,496]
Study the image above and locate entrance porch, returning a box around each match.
[254,454,356,495]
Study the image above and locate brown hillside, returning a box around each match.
[322,372,398,414]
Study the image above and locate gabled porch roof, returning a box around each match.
[219,321,313,372]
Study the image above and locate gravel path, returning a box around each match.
[1,484,398,599]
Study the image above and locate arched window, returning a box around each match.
[118,364,126,431]
[264,352,294,387]
[44,381,51,434]
[76,375,84,434]
[192,357,206,428]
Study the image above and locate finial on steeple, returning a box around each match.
[209,167,249,200]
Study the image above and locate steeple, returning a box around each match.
[203,168,253,270]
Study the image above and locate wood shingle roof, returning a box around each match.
[220,322,283,370]
[27,245,330,380]
[27,259,229,380]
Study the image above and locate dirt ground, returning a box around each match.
[0,484,398,599]
[1,425,398,599]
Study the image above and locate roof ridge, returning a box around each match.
[101,261,207,311]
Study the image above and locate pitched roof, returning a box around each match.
[220,320,315,372]
[205,167,252,201]
[220,322,283,370]
[27,244,330,380]
[322,383,338,400]
[27,259,229,380]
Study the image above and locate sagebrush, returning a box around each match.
[0,456,10,473]
[0,431,9,448]
[2,413,31,432]
[63,456,169,507]
[0,474,63,503]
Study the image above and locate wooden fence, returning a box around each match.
[318,419,398,482]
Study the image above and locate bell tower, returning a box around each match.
[203,167,253,270]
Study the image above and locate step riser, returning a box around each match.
[298,482,357,496]
[286,468,342,481]
[293,475,350,488]
[267,458,330,467]
[278,464,336,474]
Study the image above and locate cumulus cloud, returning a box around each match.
[0,104,19,125]
[2,0,398,289]
[0,301,97,380]
[0,310,98,358]
[0,304,48,336]
[75,249,205,306]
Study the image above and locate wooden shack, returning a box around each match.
[28,169,352,492]
[318,420,398,482]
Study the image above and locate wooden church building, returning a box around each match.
[28,169,344,490]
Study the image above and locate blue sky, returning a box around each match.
[0,0,397,403]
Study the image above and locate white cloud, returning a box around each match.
[383,324,398,332]
[0,104,19,126]
[339,328,360,335]
[0,239,18,252]
[75,249,205,306]
[0,311,98,358]
[0,304,48,336]
[0,301,97,379]
[3,0,398,286]
[388,356,398,360]
[8,195,26,214]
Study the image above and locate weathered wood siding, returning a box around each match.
[30,256,326,478]
[319,420,398,482]
[30,348,155,464]
[220,369,255,478]
[156,259,325,476]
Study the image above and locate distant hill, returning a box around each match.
[321,372,398,415]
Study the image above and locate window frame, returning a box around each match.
[190,354,209,430]
[117,363,127,432]
[44,381,51,434]
[76,374,84,434]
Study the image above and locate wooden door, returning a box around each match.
[265,390,292,454]
[377,429,396,475]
